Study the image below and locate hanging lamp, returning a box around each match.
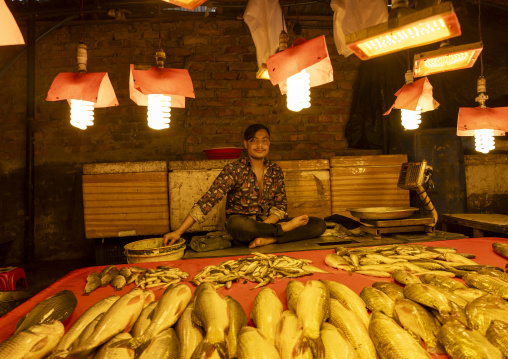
[0,0,24,46]
[46,43,118,130]
[161,0,208,11]
[384,70,439,130]
[266,35,334,112]
[129,49,195,130]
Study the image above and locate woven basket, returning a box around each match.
[124,237,185,264]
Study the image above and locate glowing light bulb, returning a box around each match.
[474,129,495,153]
[70,99,94,130]
[147,94,171,130]
[401,106,422,130]
[286,69,310,112]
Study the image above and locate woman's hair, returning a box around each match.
[244,124,270,141]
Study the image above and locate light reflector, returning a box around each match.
[346,2,461,60]
[414,42,483,77]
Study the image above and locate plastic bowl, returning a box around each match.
[204,147,243,160]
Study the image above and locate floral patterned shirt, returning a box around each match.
[195,157,287,222]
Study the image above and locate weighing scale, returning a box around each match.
[348,160,438,236]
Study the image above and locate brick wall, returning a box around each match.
[0,15,360,262]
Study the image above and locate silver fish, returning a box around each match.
[492,242,508,260]
[0,322,65,359]
[119,267,132,279]
[465,293,508,335]
[286,280,305,313]
[275,310,312,359]
[486,320,508,358]
[131,301,157,338]
[369,312,431,359]
[372,282,405,301]
[463,273,508,299]
[403,284,452,314]
[83,272,101,295]
[419,273,466,291]
[111,275,127,291]
[15,290,77,334]
[321,322,358,359]
[138,328,180,359]
[320,280,369,328]
[328,298,376,359]
[438,320,503,359]
[251,287,283,345]
[72,312,104,351]
[296,280,329,358]
[50,295,119,355]
[225,295,247,359]
[100,266,120,287]
[392,269,422,286]
[175,303,204,359]
[452,287,487,303]
[237,326,280,359]
[95,332,134,359]
[359,287,394,317]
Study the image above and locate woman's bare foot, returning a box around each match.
[280,215,309,232]
[249,237,277,248]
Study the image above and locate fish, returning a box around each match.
[418,273,466,291]
[320,322,358,359]
[111,275,127,291]
[175,303,204,359]
[393,298,443,355]
[72,312,104,350]
[50,295,120,355]
[138,328,180,359]
[100,266,120,287]
[224,295,247,359]
[452,287,487,303]
[131,301,157,338]
[463,273,508,299]
[355,270,391,278]
[438,320,503,359]
[134,284,192,347]
[94,332,134,359]
[369,311,431,359]
[83,271,101,295]
[286,280,305,313]
[72,288,146,355]
[403,284,452,314]
[359,287,394,317]
[486,320,508,358]
[191,283,229,359]
[15,290,77,334]
[320,280,369,328]
[0,322,65,359]
[324,253,350,270]
[274,310,312,359]
[477,267,508,283]
[296,280,329,358]
[372,282,405,301]
[465,293,508,335]
[328,298,377,359]
[237,326,281,359]
[492,242,508,260]
[119,267,132,279]
[251,287,283,345]
[444,252,479,265]
[392,269,422,286]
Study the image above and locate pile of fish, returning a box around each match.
[84,264,190,295]
[191,252,328,289]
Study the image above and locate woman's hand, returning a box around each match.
[163,232,181,246]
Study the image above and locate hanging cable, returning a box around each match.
[478,0,483,77]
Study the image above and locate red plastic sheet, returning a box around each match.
[1,237,507,357]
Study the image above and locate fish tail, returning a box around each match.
[306,336,325,359]
[195,339,229,359]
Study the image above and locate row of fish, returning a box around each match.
[84,265,190,295]
[191,252,328,289]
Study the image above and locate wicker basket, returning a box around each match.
[124,237,185,264]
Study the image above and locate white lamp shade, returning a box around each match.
[0,0,24,46]
[384,77,439,115]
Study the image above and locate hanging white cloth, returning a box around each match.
[330,0,388,57]
[244,0,287,68]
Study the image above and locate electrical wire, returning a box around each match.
[478,0,483,76]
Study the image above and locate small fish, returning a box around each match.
[419,273,466,291]
[492,242,508,260]
[452,287,487,303]
[369,312,432,359]
[286,280,304,313]
[372,282,405,301]
[237,326,280,359]
[486,320,508,358]
[119,267,132,279]
[101,266,120,287]
[360,287,394,317]
[438,321,503,359]
[392,269,422,286]
[465,293,508,335]
[463,273,508,299]
[0,322,65,359]
[251,287,283,345]
[138,328,180,359]
[84,271,101,295]
[476,267,508,283]
[324,253,350,270]
[111,275,127,291]
[15,290,77,334]
[403,284,452,314]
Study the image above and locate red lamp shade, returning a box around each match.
[0,0,24,46]
[161,0,208,11]
[384,77,439,115]
[46,72,119,107]
[457,107,508,136]
[129,64,195,107]
[266,35,334,95]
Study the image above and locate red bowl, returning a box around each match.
[204,147,243,160]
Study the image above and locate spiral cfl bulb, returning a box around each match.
[286,69,310,112]
[147,94,171,130]
[401,106,422,130]
[70,99,94,130]
[474,129,495,153]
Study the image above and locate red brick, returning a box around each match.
[218,108,243,117]
[215,54,242,62]
[214,72,239,80]
[216,90,242,98]
[232,80,259,89]
[207,99,235,107]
